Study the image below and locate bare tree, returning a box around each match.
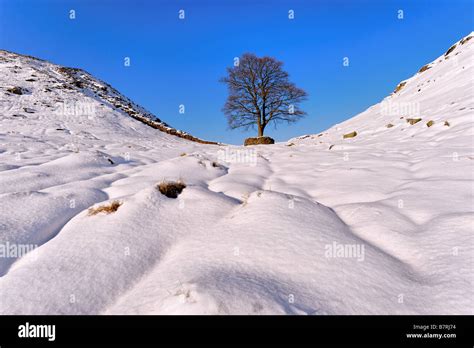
[220,53,308,137]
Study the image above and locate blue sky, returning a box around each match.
[0,0,472,144]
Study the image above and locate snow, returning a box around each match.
[0,33,473,315]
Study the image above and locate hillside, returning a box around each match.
[291,32,473,148]
[0,49,216,145]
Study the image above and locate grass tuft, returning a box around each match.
[88,200,122,216]
[157,180,186,199]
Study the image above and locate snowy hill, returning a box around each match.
[0,33,472,315]
[0,49,216,145]
[291,32,474,148]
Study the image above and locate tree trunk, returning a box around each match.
[257,111,266,137]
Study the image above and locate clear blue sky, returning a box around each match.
[0,0,472,144]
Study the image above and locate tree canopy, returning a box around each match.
[220,53,308,137]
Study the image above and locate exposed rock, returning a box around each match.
[406,118,422,125]
[418,64,431,73]
[426,120,434,127]
[73,80,84,88]
[343,131,357,139]
[244,136,275,146]
[460,36,473,45]
[7,86,24,95]
[393,81,407,94]
[445,44,457,57]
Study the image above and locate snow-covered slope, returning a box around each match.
[0,50,216,146]
[292,32,474,148]
[0,33,472,315]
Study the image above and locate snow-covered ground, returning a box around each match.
[0,33,473,315]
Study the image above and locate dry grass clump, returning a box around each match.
[426,120,435,127]
[444,121,450,127]
[88,200,122,216]
[157,180,186,198]
[386,123,394,128]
